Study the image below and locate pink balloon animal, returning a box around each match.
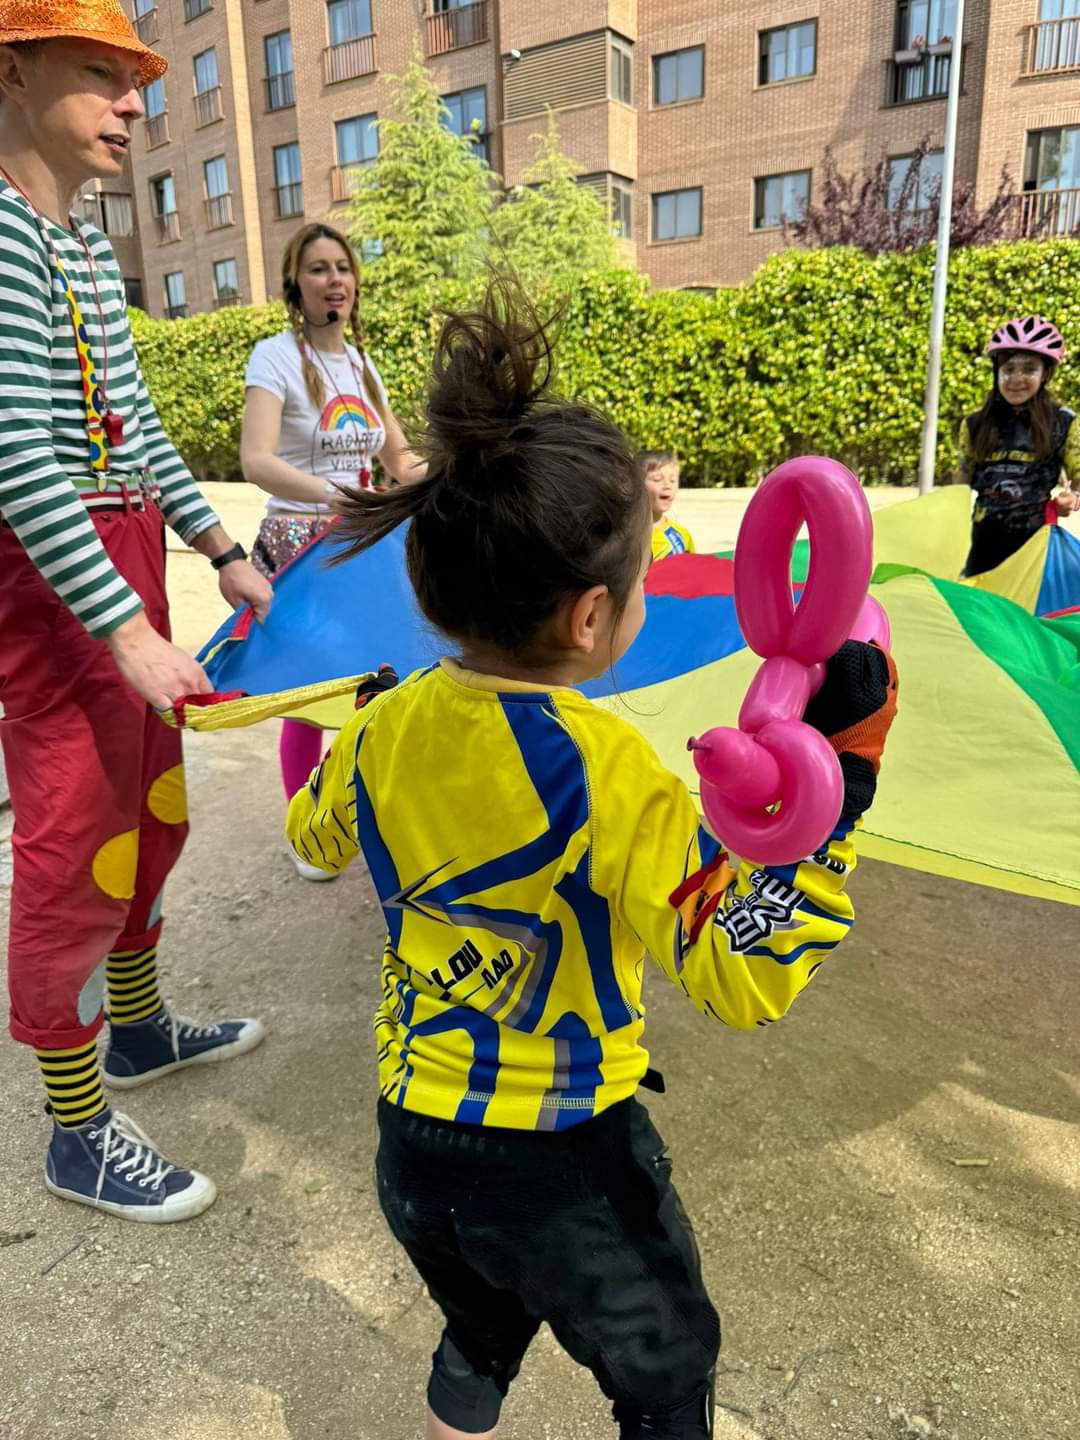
[688,457,891,865]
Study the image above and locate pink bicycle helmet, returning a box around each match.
[987,315,1066,364]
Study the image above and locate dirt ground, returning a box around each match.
[1,486,1077,1440]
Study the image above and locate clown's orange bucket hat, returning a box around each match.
[0,0,167,85]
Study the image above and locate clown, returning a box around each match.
[0,0,273,1220]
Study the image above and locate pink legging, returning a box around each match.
[279,719,325,799]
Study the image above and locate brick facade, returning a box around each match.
[109,1,1079,316]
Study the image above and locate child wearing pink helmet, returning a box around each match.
[958,315,1080,577]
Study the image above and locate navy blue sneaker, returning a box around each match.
[104,1005,267,1090]
[45,1108,216,1222]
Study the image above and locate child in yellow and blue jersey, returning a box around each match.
[287,284,898,1440]
[640,449,696,561]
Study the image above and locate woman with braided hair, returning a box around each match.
[241,223,424,878]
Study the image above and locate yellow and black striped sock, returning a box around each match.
[36,1041,107,1128]
[106,944,164,1025]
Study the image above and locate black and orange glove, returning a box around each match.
[803,640,899,823]
[355,663,399,710]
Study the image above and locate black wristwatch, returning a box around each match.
[210,542,247,571]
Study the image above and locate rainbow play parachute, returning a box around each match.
[176,486,1080,907]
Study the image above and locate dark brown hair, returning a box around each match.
[970,352,1060,463]
[332,278,649,659]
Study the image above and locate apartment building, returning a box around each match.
[87,0,1080,318]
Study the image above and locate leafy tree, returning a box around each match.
[493,110,621,294]
[786,136,1017,255]
[344,46,500,294]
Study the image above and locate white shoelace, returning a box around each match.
[159,1005,224,1062]
[88,1111,175,1201]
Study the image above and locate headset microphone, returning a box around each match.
[326,309,339,324]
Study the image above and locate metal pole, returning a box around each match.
[917,0,966,495]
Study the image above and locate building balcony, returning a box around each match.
[426,1,488,56]
[886,47,953,105]
[330,163,374,203]
[134,7,159,44]
[204,192,234,229]
[165,304,188,320]
[193,86,223,127]
[213,293,242,309]
[1016,187,1080,238]
[265,70,296,110]
[183,0,210,21]
[1023,18,1080,77]
[322,34,377,85]
[154,210,181,243]
[274,182,304,218]
[144,112,170,149]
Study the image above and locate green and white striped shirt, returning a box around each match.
[0,184,219,637]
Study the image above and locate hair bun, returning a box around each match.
[425,279,561,482]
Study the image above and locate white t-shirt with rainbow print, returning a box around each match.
[245,330,388,516]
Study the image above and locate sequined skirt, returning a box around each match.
[251,515,329,578]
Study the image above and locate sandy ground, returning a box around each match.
[1,486,1078,1440]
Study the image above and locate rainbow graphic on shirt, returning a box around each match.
[320,395,380,431]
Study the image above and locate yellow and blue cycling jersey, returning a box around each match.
[651,518,696,562]
[286,659,856,1132]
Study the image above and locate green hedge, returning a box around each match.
[133,239,1080,486]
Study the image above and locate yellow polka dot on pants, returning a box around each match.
[91,829,139,900]
[147,765,188,825]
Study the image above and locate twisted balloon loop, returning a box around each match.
[689,457,890,865]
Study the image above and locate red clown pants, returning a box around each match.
[0,494,188,1049]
